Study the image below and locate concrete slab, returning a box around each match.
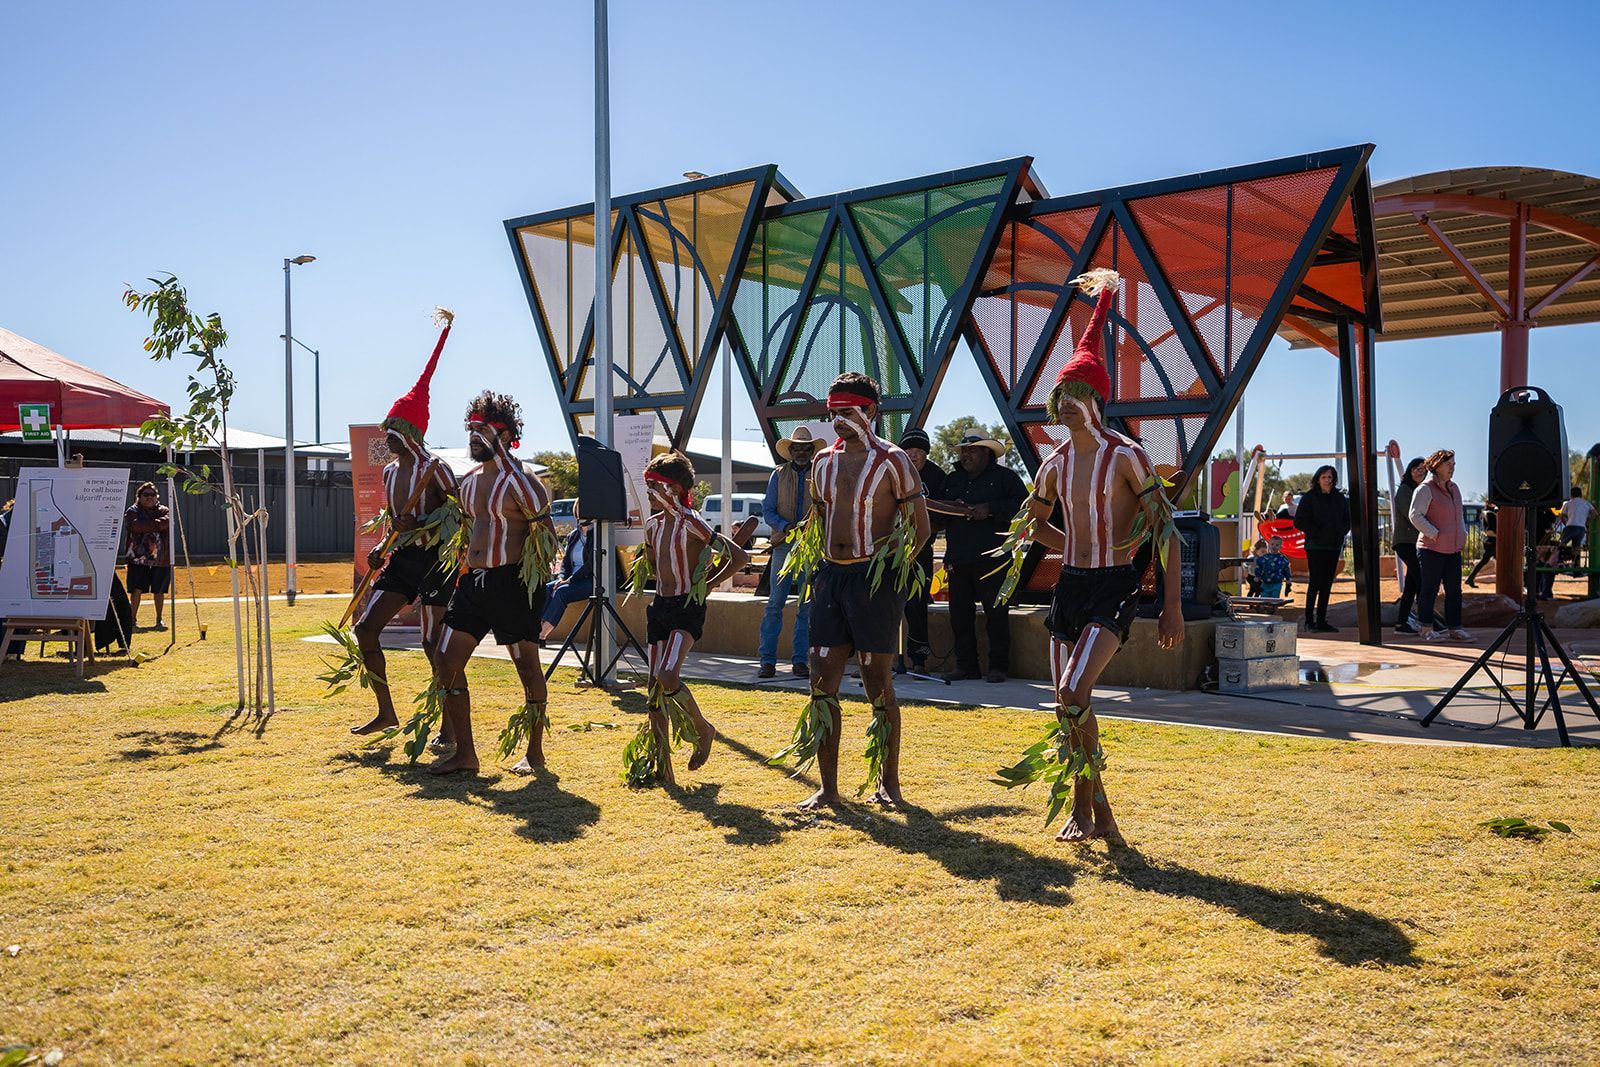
[307,622,1600,749]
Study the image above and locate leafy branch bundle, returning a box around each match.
[769,690,840,775]
[868,501,926,597]
[991,713,1106,827]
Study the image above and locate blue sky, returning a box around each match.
[4,0,1597,498]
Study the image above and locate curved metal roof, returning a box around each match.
[1369,166,1600,341]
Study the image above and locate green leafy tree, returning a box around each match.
[530,450,579,500]
[929,416,1024,474]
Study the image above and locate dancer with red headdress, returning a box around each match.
[349,309,461,737]
[991,270,1183,842]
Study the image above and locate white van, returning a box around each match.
[701,493,771,540]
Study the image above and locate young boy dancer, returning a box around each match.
[351,310,459,737]
[1003,270,1183,842]
[627,451,748,786]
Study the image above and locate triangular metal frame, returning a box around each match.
[505,165,792,448]
[725,158,1030,455]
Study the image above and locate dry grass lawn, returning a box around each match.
[3,598,1599,1064]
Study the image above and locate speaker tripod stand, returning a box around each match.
[543,531,647,689]
[1423,505,1600,746]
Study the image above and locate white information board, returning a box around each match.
[0,466,130,619]
[612,414,656,548]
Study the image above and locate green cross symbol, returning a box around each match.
[18,403,51,440]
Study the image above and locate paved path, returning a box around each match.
[307,625,1600,749]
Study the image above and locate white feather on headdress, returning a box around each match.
[1069,268,1121,297]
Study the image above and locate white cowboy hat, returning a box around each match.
[776,424,824,461]
[958,431,1006,458]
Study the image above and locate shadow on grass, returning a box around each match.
[0,661,113,704]
[1097,841,1418,967]
[666,780,788,846]
[117,729,224,760]
[331,747,600,844]
[716,732,1075,905]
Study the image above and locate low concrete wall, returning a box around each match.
[550,591,1214,690]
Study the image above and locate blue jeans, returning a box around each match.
[541,576,593,628]
[758,543,810,666]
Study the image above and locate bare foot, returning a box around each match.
[429,734,455,754]
[1092,799,1120,843]
[687,721,717,771]
[427,751,479,776]
[870,784,905,808]
[350,712,398,736]
[798,788,843,812]
[1056,815,1096,842]
[509,756,544,775]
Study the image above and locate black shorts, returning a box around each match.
[647,594,706,644]
[126,563,171,594]
[1048,563,1143,646]
[809,559,903,655]
[373,545,457,607]
[442,564,546,646]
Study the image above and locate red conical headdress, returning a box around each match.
[383,308,454,441]
[1053,269,1121,404]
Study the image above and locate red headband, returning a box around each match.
[469,418,520,450]
[645,469,690,507]
[827,390,877,409]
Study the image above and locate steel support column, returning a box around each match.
[1337,316,1382,646]
[1495,205,1531,599]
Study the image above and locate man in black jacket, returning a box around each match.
[897,427,945,673]
[933,432,1027,682]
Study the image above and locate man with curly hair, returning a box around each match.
[428,390,559,776]
[350,311,460,737]
[780,371,930,810]
[630,450,748,785]
[1021,270,1183,843]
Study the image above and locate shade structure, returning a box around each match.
[0,326,169,431]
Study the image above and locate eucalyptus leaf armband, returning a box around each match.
[984,509,1039,607]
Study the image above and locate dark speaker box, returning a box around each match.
[1137,513,1221,621]
[576,436,628,521]
[1488,386,1568,507]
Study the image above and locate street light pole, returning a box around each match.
[283,254,316,606]
[592,0,614,684]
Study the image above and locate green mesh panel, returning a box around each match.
[848,176,1005,376]
[770,412,907,450]
[775,225,895,402]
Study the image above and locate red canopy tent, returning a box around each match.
[0,326,168,431]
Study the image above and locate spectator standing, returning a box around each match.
[124,481,173,630]
[1275,490,1298,520]
[932,432,1026,682]
[896,427,945,673]
[1465,502,1497,588]
[1557,489,1595,549]
[1392,456,1427,632]
[1408,449,1472,642]
[757,425,819,679]
[1293,466,1350,633]
[1245,539,1266,597]
[539,519,597,642]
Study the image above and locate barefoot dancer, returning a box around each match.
[1013,270,1182,842]
[630,451,748,786]
[351,310,460,737]
[777,372,931,811]
[429,392,557,776]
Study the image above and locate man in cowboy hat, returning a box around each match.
[897,427,946,673]
[758,424,823,678]
[933,429,1026,683]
